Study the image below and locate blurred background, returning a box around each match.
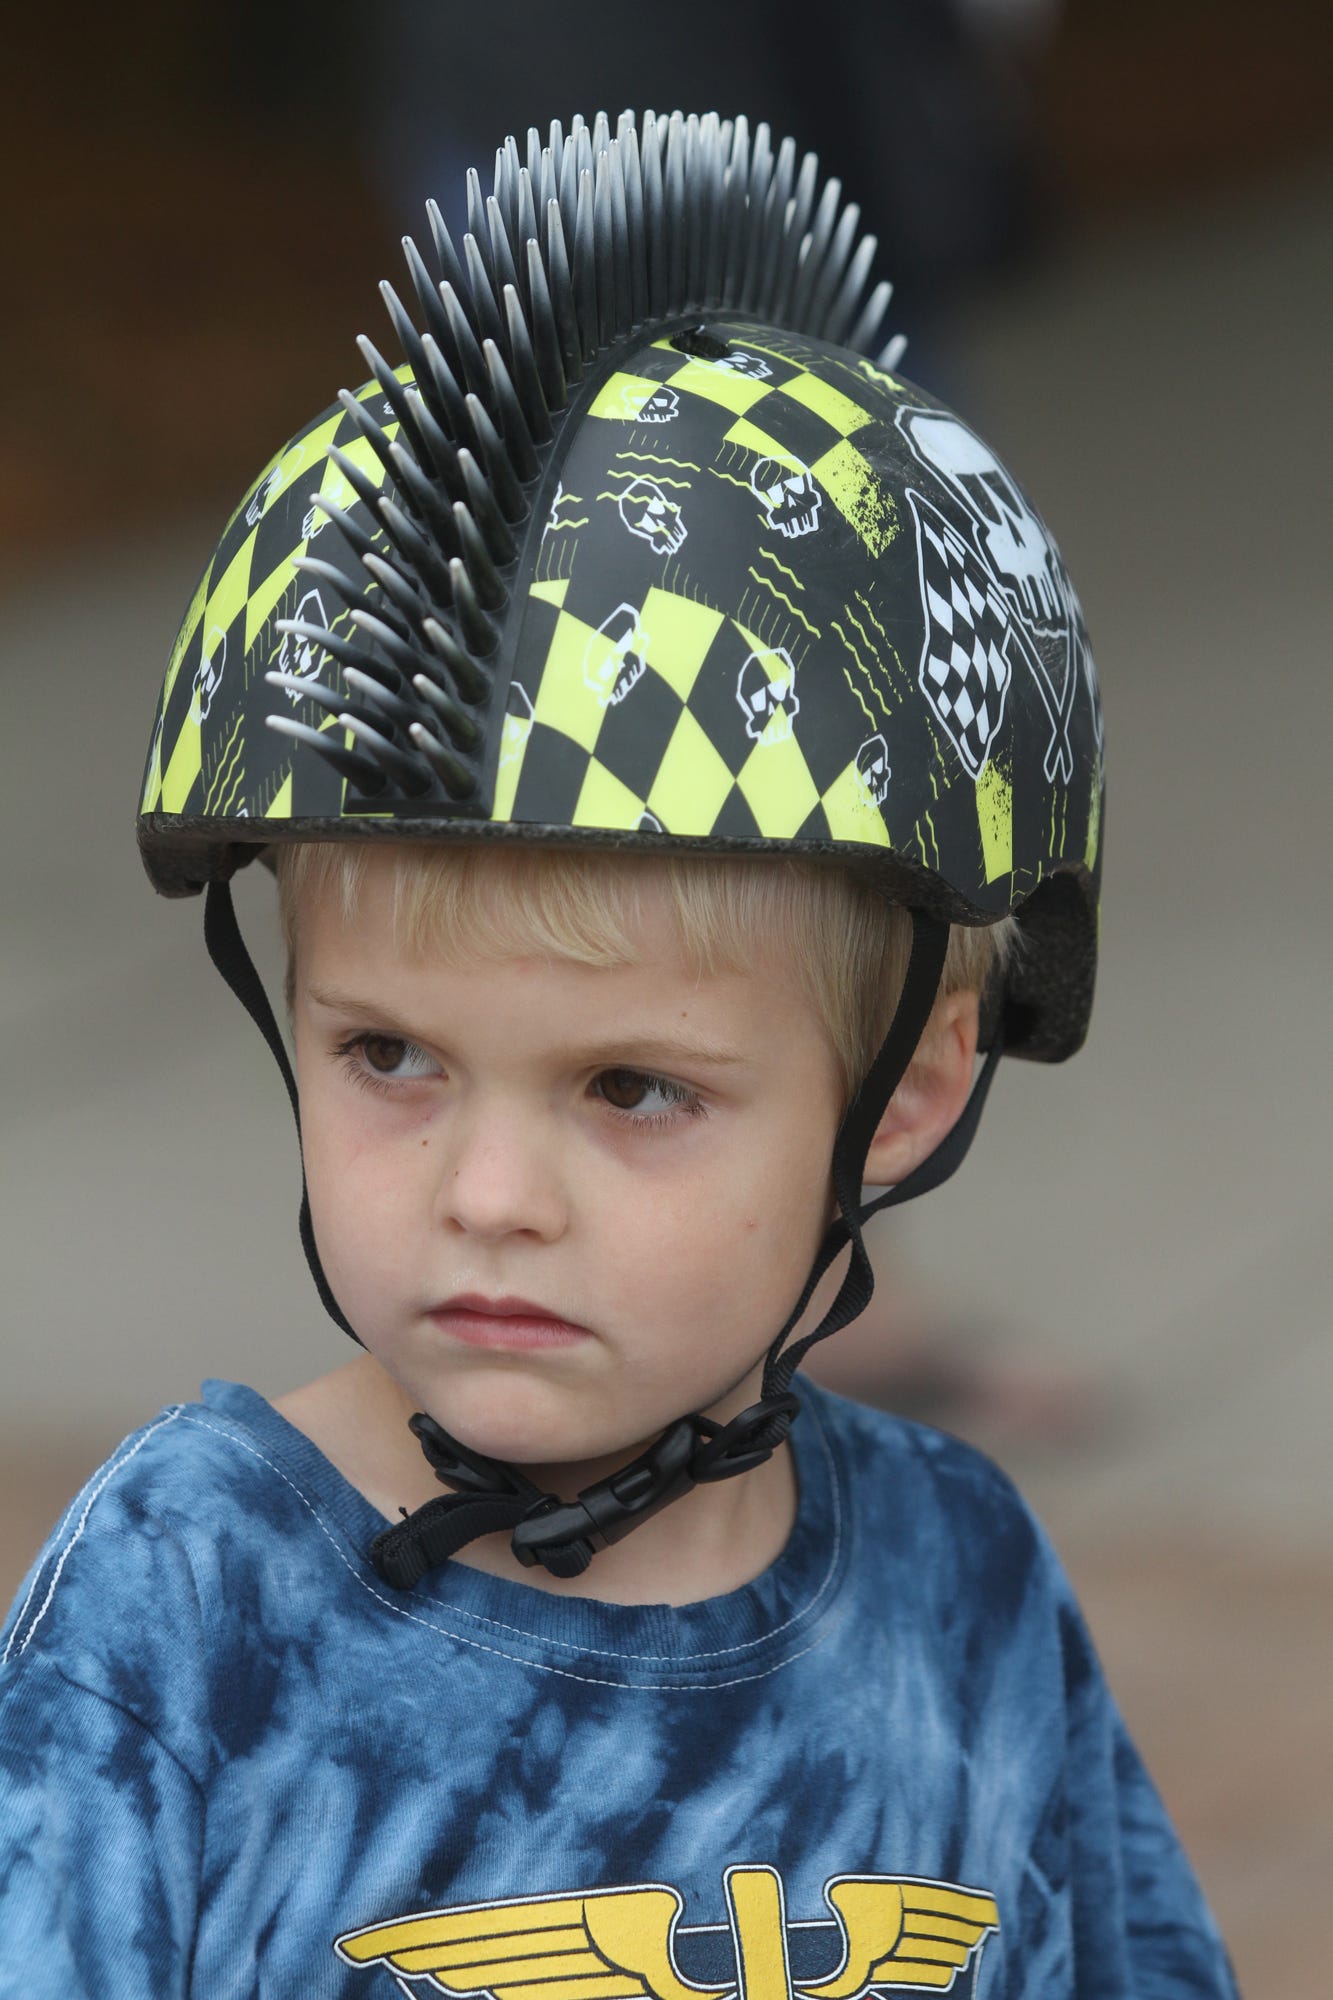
[2,4,1330,1990]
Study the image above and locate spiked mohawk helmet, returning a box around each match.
[138,109,1104,1586]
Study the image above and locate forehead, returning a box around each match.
[290,845,836,1065]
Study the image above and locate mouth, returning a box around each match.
[428,1293,592,1351]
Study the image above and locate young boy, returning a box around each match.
[0,112,1238,1995]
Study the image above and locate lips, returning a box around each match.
[428,1293,591,1350]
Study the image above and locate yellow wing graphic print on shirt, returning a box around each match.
[336,1884,708,2000]
[335,1865,999,1998]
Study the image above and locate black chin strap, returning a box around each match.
[760,909,1006,1404]
[204,880,1002,1591]
[204,879,362,1347]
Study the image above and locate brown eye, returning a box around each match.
[334,1031,441,1090]
[598,1068,650,1111]
[362,1035,408,1073]
[594,1069,700,1126]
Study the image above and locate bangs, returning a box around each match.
[275,841,1017,1111]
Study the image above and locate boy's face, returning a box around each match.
[291,851,845,1473]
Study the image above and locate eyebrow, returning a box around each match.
[305,984,749,1068]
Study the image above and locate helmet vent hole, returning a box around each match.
[669,326,733,361]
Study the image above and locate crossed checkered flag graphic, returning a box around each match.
[906,489,1020,780]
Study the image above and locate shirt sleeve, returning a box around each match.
[0,1653,203,1997]
[1054,1565,1242,1998]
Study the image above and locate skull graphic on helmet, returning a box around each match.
[621,384,680,424]
[191,628,227,721]
[715,349,773,380]
[856,734,892,805]
[244,468,283,529]
[272,588,332,706]
[737,646,800,743]
[584,603,650,708]
[899,409,1062,627]
[617,476,687,553]
[750,457,822,539]
[243,441,305,529]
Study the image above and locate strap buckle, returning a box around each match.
[688,1392,800,1482]
[408,1411,538,1503]
[510,1416,704,1567]
[409,1394,800,1573]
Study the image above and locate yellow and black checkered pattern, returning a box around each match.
[593,327,906,554]
[139,372,408,832]
[497,573,892,847]
[139,312,1103,1051]
[493,317,1098,909]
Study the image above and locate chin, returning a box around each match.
[421,1377,664,1475]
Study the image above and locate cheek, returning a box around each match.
[301,1124,436,1343]
[634,1163,829,1334]
[302,1092,429,1245]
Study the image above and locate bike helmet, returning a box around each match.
[138,110,1103,1586]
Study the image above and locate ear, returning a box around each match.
[854,989,980,1196]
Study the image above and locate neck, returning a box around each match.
[456,1429,800,1606]
[290,1351,799,1606]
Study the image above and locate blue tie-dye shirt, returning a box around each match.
[0,1378,1237,1998]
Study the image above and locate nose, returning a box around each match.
[431,1095,567,1243]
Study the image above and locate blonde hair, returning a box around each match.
[274,841,1016,1112]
